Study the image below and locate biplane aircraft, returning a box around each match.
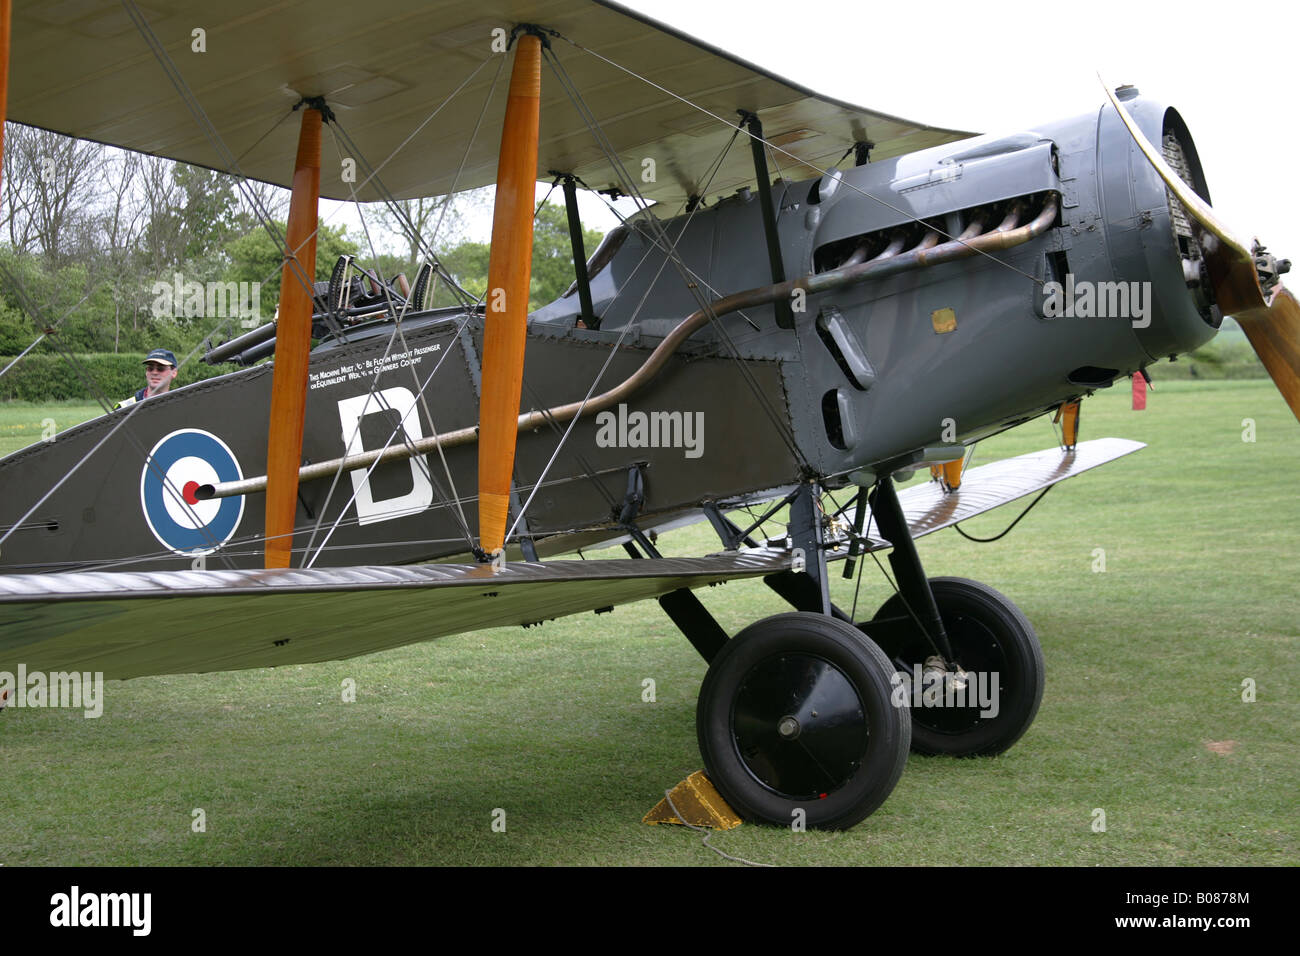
[0,0,1296,830]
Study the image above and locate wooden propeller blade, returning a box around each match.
[1104,84,1300,421]
[1103,84,1266,315]
[1104,86,1247,256]
[1238,285,1300,421]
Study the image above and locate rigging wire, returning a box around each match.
[297,60,514,565]
[534,47,810,476]
[554,31,1044,287]
[119,1,315,301]
[499,47,795,546]
[125,0,495,325]
[500,90,751,531]
[849,498,875,623]
[33,333,238,561]
[0,257,248,564]
[0,1,348,568]
[4,2,505,571]
[301,315,481,568]
[0,275,96,381]
[3,455,634,573]
[518,379,620,513]
[952,485,1053,543]
[325,54,511,309]
[330,119,477,310]
[327,128,461,470]
[543,49,808,464]
[7,11,1071,574]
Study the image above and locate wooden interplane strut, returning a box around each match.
[264,106,323,569]
[478,33,543,557]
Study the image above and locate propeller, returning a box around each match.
[1105,85,1300,422]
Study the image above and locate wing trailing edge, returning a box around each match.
[8,0,970,202]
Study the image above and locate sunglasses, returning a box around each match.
[144,363,173,372]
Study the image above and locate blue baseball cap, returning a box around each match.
[144,349,177,367]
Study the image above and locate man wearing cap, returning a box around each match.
[115,349,179,409]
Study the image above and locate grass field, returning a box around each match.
[0,401,106,458]
[1,380,1296,866]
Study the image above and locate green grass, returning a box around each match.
[1,380,1296,865]
[0,401,105,458]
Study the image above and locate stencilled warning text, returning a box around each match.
[308,344,442,391]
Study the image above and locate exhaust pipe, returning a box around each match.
[199,193,1059,501]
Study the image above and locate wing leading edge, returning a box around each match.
[0,552,790,679]
[893,437,1146,542]
[8,0,970,202]
[0,438,1142,681]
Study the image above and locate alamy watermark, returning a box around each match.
[890,662,1000,718]
[0,665,104,718]
[1042,275,1151,329]
[595,403,704,459]
[151,273,262,328]
[50,886,150,936]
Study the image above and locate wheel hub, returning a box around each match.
[732,653,868,799]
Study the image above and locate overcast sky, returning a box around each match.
[612,0,1298,260]
[330,0,1297,269]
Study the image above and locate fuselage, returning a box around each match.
[0,93,1218,573]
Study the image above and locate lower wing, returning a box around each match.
[0,438,1142,679]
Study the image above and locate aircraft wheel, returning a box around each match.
[865,577,1043,757]
[696,612,910,830]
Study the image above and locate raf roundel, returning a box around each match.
[140,429,245,556]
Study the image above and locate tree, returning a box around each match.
[437,241,491,304]
[0,128,354,362]
[172,165,239,262]
[370,195,458,274]
[233,178,290,235]
[223,220,359,308]
[432,201,603,311]
[96,150,148,351]
[2,123,104,264]
[0,247,121,353]
[137,158,240,281]
[0,289,35,354]
[528,200,603,310]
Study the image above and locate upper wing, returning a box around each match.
[9,0,970,203]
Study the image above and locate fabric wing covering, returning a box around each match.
[0,440,1142,680]
[7,0,970,204]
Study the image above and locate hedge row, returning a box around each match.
[0,350,1266,401]
[0,353,240,403]
[1155,361,1267,381]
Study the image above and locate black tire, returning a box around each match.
[865,577,1043,757]
[696,612,910,830]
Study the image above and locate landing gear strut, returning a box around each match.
[759,476,1045,759]
[851,477,1044,756]
[865,577,1043,755]
[675,475,1043,829]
